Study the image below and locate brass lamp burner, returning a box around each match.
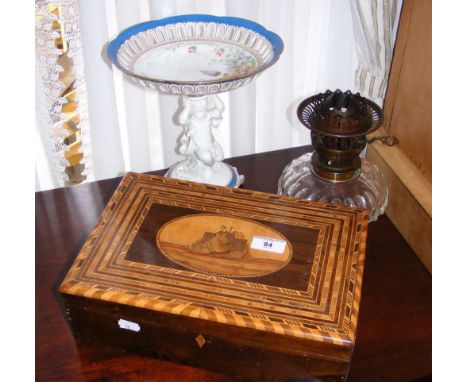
[297,90,383,182]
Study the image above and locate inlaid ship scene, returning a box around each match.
[157,215,292,277]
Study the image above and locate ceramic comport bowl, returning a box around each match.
[107,14,283,96]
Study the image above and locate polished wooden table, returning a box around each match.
[36,146,431,381]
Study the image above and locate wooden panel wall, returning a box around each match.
[383,0,432,182]
[370,0,432,272]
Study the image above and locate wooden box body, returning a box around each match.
[60,173,368,381]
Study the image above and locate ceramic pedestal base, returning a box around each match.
[165,161,244,188]
[163,94,245,188]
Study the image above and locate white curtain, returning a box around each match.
[350,0,402,106]
[35,0,371,191]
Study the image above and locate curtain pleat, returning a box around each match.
[113,0,153,173]
[146,0,181,168]
[79,0,125,180]
[225,0,258,156]
[350,0,402,106]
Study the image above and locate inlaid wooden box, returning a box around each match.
[60,173,369,382]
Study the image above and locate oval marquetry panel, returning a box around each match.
[156,214,292,278]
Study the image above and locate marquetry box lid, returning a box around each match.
[60,173,368,379]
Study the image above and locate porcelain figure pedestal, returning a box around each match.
[165,95,244,188]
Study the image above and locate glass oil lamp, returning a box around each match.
[278,90,388,222]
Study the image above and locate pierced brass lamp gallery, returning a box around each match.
[278,90,388,222]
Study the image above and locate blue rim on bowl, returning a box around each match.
[107,14,284,87]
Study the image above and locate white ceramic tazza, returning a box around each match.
[108,14,283,187]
